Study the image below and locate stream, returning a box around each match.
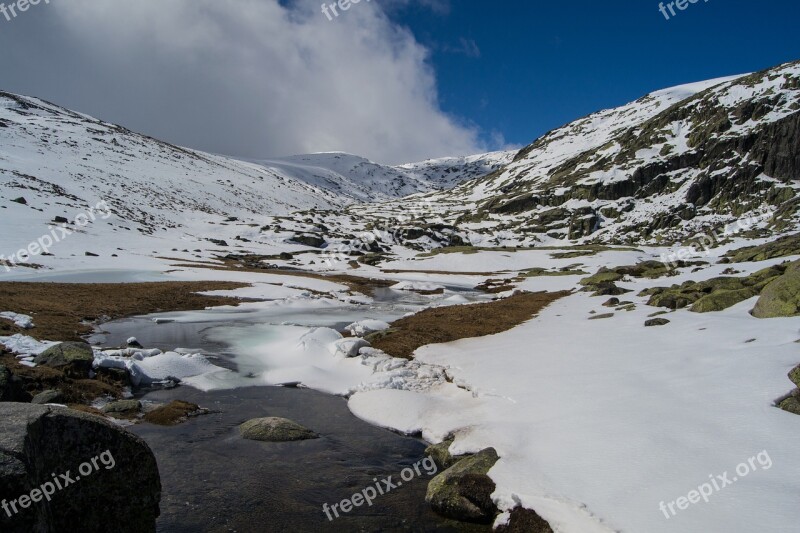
[89,285,490,532]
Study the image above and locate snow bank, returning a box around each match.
[0,312,34,329]
[349,291,800,533]
[0,334,57,356]
[345,319,391,337]
[94,347,226,387]
[391,281,445,292]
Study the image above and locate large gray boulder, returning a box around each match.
[239,417,319,442]
[425,447,500,524]
[33,342,95,378]
[0,403,161,532]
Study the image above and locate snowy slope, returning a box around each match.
[248,151,514,202]
[338,62,799,252]
[0,91,503,271]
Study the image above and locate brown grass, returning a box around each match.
[0,281,248,342]
[370,290,571,359]
[0,352,123,401]
[143,400,206,426]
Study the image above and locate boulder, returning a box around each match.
[496,507,554,533]
[590,282,631,297]
[30,390,65,405]
[425,438,468,471]
[691,288,759,313]
[779,396,800,415]
[33,342,94,379]
[790,365,800,388]
[239,417,318,442]
[426,447,499,524]
[0,403,160,532]
[602,298,620,307]
[645,318,671,327]
[752,265,800,318]
[291,234,326,248]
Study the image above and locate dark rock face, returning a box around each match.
[425,447,499,524]
[476,63,800,245]
[0,403,161,532]
[33,342,94,379]
[0,364,28,403]
[291,234,326,248]
[496,507,554,533]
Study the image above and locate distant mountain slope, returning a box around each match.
[245,150,513,202]
[0,92,504,251]
[368,61,799,248]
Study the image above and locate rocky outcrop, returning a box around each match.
[0,403,161,532]
[642,264,785,312]
[425,438,470,471]
[239,417,318,442]
[790,365,800,388]
[425,447,499,524]
[33,342,94,379]
[751,261,800,318]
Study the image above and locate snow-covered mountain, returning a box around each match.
[0,90,508,268]
[412,60,800,247]
[1,60,798,272]
[250,150,514,201]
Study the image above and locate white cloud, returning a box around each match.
[0,0,488,164]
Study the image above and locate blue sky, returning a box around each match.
[390,0,800,149]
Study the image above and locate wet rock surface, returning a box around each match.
[0,403,161,532]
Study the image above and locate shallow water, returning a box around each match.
[130,386,486,532]
[103,287,489,531]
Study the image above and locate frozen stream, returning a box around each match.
[89,285,489,532]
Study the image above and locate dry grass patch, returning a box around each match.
[143,400,207,426]
[0,281,248,341]
[370,290,571,359]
